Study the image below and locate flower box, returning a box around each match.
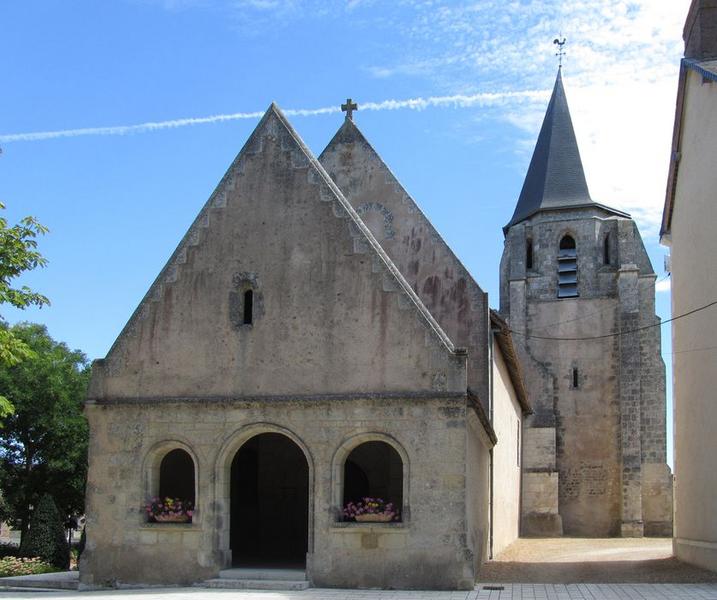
[153,514,190,523]
[355,513,394,523]
[145,497,194,524]
[343,497,400,523]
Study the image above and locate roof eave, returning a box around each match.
[489,310,532,415]
[504,202,631,234]
[663,59,710,242]
[467,388,498,447]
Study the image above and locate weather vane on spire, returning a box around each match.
[554,35,566,68]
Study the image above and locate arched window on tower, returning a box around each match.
[558,235,578,298]
[603,235,611,266]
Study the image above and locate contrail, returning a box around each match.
[0,89,548,144]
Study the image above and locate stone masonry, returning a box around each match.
[499,70,673,537]
[80,105,517,590]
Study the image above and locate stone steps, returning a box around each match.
[201,578,310,590]
[198,567,309,590]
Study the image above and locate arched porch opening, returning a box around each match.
[230,432,309,568]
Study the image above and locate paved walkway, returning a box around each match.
[1,584,717,599]
[479,539,717,584]
[3,539,717,598]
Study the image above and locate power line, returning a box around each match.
[527,273,670,335]
[671,345,717,356]
[509,299,717,342]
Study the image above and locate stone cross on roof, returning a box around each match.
[341,98,358,121]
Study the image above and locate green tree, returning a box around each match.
[0,323,89,541]
[0,203,49,422]
[19,494,69,569]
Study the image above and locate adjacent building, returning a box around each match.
[662,0,717,572]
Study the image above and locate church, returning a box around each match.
[80,69,671,590]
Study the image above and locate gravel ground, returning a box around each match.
[478,538,717,584]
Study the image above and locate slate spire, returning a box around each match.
[506,69,593,230]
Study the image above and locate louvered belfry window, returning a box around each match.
[558,235,578,298]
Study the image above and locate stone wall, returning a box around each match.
[319,120,491,409]
[81,397,480,590]
[95,107,466,402]
[501,208,672,537]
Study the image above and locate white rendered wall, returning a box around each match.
[490,345,523,556]
[671,68,717,571]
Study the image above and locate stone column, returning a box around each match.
[617,264,644,537]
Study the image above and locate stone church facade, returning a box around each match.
[500,70,673,538]
[81,105,528,590]
[81,69,670,591]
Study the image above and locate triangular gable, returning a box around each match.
[319,118,490,406]
[91,105,465,400]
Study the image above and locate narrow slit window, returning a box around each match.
[558,235,578,298]
[572,367,579,389]
[604,235,611,265]
[526,239,534,270]
[243,290,253,325]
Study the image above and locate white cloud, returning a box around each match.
[362,0,691,235]
[0,90,547,143]
[25,0,698,235]
[656,278,672,293]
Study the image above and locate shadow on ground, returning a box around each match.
[478,557,717,584]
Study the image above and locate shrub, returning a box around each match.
[0,556,56,577]
[19,495,69,570]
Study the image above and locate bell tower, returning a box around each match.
[500,69,673,537]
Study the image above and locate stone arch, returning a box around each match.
[142,439,200,523]
[355,202,395,240]
[214,423,315,567]
[559,233,577,251]
[554,227,579,248]
[331,432,410,523]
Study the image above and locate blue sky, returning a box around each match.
[1,1,690,464]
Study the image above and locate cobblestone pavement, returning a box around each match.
[2,585,717,599]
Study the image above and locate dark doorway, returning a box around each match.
[230,433,309,568]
